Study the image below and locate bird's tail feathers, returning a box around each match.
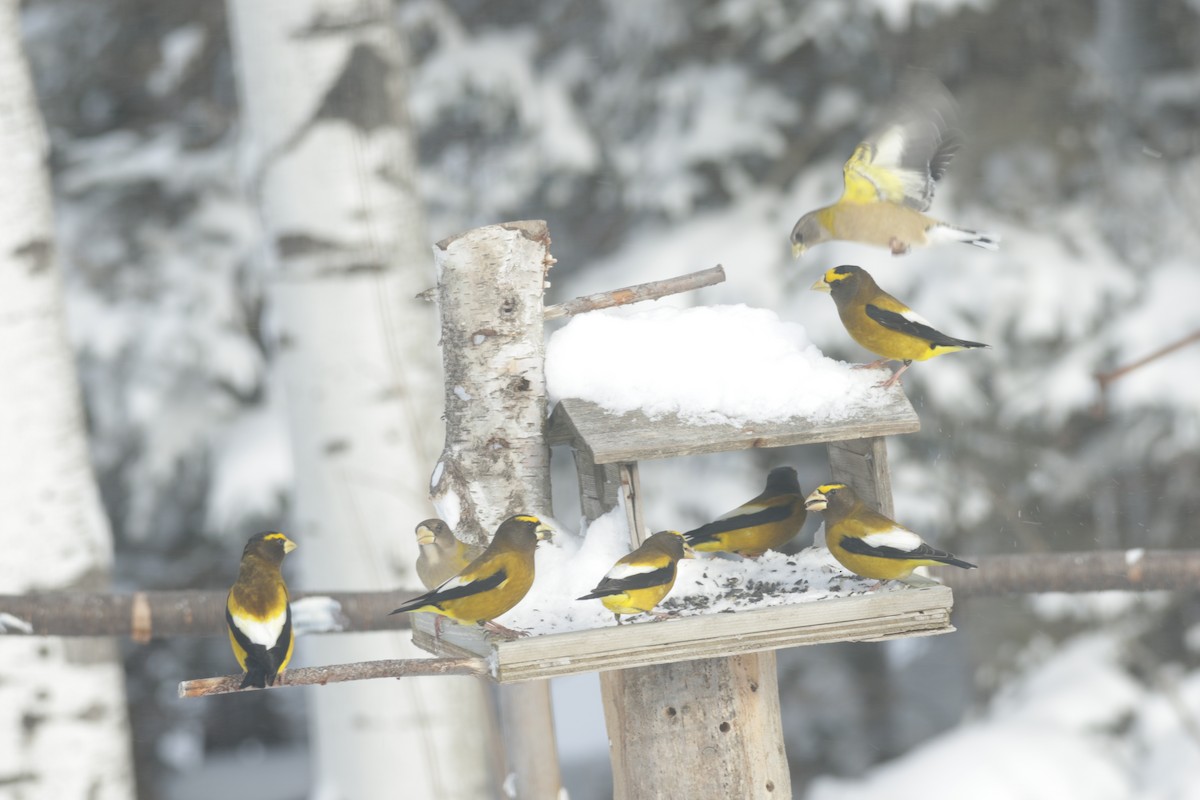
[577,588,621,601]
[930,223,1000,251]
[929,553,977,570]
[239,644,274,689]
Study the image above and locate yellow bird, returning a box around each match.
[226,531,297,689]
[414,518,485,591]
[789,75,997,257]
[804,483,975,583]
[812,264,988,388]
[577,531,694,623]
[683,467,806,557]
[389,514,553,636]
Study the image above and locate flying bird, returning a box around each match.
[812,264,988,388]
[789,74,998,257]
[578,530,693,623]
[226,531,297,689]
[804,483,976,584]
[683,467,806,557]
[389,514,553,637]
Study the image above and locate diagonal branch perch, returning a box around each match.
[543,265,726,320]
[179,656,490,698]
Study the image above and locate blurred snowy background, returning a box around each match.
[13,0,1200,796]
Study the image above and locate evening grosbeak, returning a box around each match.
[684,467,806,557]
[804,483,975,583]
[578,530,693,623]
[812,264,988,388]
[389,514,553,636]
[789,74,997,257]
[226,532,297,689]
[414,518,485,591]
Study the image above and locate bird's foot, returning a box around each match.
[889,237,911,256]
[483,620,530,639]
[852,359,891,371]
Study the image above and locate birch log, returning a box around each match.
[0,1,135,794]
[432,220,563,799]
[227,2,495,797]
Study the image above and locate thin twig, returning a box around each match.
[543,265,726,320]
[179,656,491,698]
[1096,329,1200,389]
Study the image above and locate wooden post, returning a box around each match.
[581,463,792,799]
[827,437,895,516]
[430,220,562,798]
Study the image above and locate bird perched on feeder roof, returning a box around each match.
[812,264,988,389]
[578,530,694,624]
[414,518,485,591]
[226,531,297,690]
[804,483,975,584]
[789,74,998,257]
[389,514,553,637]
[683,466,806,557]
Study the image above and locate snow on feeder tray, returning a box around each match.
[410,392,956,683]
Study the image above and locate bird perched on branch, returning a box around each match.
[683,467,806,557]
[414,518,485,590]
[804,483,975,584]
[389,514,553,637]
[226,531,297,690]
[578,530,693,623]
[812,264,988,388]
[789,74,998,257]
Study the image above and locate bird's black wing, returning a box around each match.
[839,536,975,568]
[390,568,508,614]
[683,501,796,546]
[865,304,987,350]
[578,565,676,600]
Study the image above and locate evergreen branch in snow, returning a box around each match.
[178,657,490,698]
[543,265,726,320]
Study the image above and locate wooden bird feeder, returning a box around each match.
[411,393,956,682]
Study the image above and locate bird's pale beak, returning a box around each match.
[792,242,806,259]
[535,522,554,541]
[803,490,828,511]
[415,526,436,546]
[810,276,831,293]
[282,536,298,554]
[682,542,696,559]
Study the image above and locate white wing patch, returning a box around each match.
[230,610,286,647]
[899,307,934,328]
[860,527,924,553]
[607,562,663,581]
[871,125,908,168]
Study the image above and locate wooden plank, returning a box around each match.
[601,652,788,800]
[411,585,953,682]
[826,436,895,519]
[547,395,919,465]
[571,447,621,521]
[618,463,647,546]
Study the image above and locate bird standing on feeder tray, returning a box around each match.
[683,466,807,557]
[578,531,694,624]
[226,531,297,690]
[789,73,998,258]
[389,514,554,638]
[811,264,988,389]
[804,483,975,586]
[414,518,485,591]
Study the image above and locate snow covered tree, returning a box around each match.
[0,0,135,794]
[226,0,495,796]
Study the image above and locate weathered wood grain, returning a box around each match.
[826,436,895,520]
[410,586,954,682]
[547,394,919,464]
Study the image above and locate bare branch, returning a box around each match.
[941,550,1200,597]
[1094,329,1200,416]
[0,589,416,639]
[179,656,490,698]
[543,265,726,321]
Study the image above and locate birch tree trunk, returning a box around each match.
[0,1,135,796]
[227,1,495,797]
[432,221,562,799]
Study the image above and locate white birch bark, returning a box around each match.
[0,0,135,796]
[226,1,495,797]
